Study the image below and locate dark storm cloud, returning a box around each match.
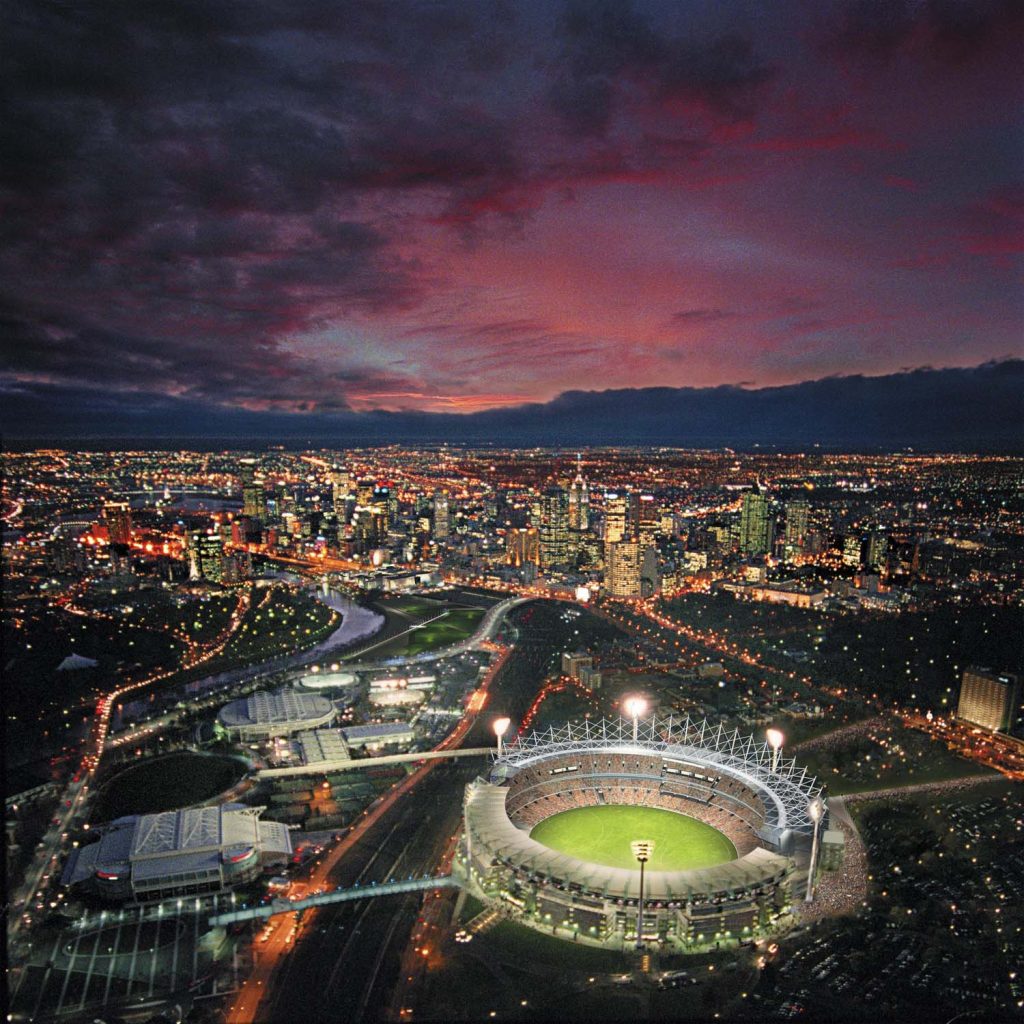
[0,0,529,408]
[548,0,773,135]
[827,0,1024,62]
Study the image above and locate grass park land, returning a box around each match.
[90,751,246,822]
[530,805,736,871]
[798,720,995,795]
[354,598,485,659]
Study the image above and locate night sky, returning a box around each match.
[2,1,1022,441]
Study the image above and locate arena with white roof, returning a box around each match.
[218,687,336,740]
[61,804,292,902]
[458,715,825,949]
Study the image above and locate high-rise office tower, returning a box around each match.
[433,490,450,540]
[784,500,810,549]
[843,535,865,568]
[239,459,265,521]
[539,486,569,568]
[604,492,628,544]
[330,466,350,515]
[637,494,660,546]
[507,527,540,567]
[639,545,660,598]
[956,667,1020,733]
[739,490,772,556]
[188,530,223,583]
[605,538,641,597]
[866,531,889,572]
[372,485,391,534]
[568,456,590,532]
[103,501,133,546]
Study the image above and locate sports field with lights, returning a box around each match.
[529,805,736,871]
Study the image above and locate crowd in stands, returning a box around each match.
[504,751,764,856]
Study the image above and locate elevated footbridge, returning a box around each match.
[208,874,458,926]
[256,745,493,779]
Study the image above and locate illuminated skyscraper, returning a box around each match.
[433,489,450,540]
[240,460,265,521]
[784,500,810,550]
[188,530,223,583]
[539,486,569,568]
[605,538,641,597]
[739,490,771,556]
[866,531,889,571]
[103,501,133,546]
[604,493,628,544]
[842,535,864,568]
[330,466,350,515]
[637,494,659,546]
[568,455,590,532]
[507,527,540,567]
[956,667,1020,733]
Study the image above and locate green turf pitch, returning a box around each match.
[529,805,736,871]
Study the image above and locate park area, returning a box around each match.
[90,751,246,822]
[796,720,995,795]
[529,805,736,871]
[348,595,485,660]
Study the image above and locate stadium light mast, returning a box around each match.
[766,728,784,773]
[805,797,824,903]
[631,840,654,951]
[493,717,512,758]
[624,697,647,743]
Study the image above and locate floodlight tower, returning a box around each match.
[766,728,785,773]
[493,717,512,758]
[631,840,654,951]
[624,697,647,743]
[804,796,824,903]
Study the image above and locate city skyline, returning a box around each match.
[3,0,1023,439]
[5,444,1023,1020]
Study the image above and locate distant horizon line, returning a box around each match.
[5,438,1023,455]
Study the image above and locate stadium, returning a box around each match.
[458,715,825,950]
[217,687,336,740]
[61,804,292,903]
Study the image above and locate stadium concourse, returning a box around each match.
[457,714,825,951]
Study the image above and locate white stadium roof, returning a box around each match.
[496,714,823,836]
[219,688,335,728]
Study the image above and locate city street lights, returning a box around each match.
[766,728,784,773]
[805,797,824,903]
[631,840,654,951]
[493,717,511,758]
[624,697,647,743]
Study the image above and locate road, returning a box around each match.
[225,645,510,1023]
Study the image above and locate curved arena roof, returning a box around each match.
[494,714,823,836]
[218,688,335,729]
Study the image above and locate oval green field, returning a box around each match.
[529,804,736,871]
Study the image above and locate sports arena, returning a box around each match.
[459,715,825,949]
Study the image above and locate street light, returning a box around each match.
[624,697,647,743]
[631,840,654,950]
[766,728,784,773]
[805,797,824,903]
[493,717,511,758]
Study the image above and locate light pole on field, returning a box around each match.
[766,728,784,773]
[805,797,824,903]
[624,697,647,743]
[631,840,654,951]
[493,717,511,758]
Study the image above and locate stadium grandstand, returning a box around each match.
[217,687,336,740]
[61,804,291,902]
[459,715,825,949]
